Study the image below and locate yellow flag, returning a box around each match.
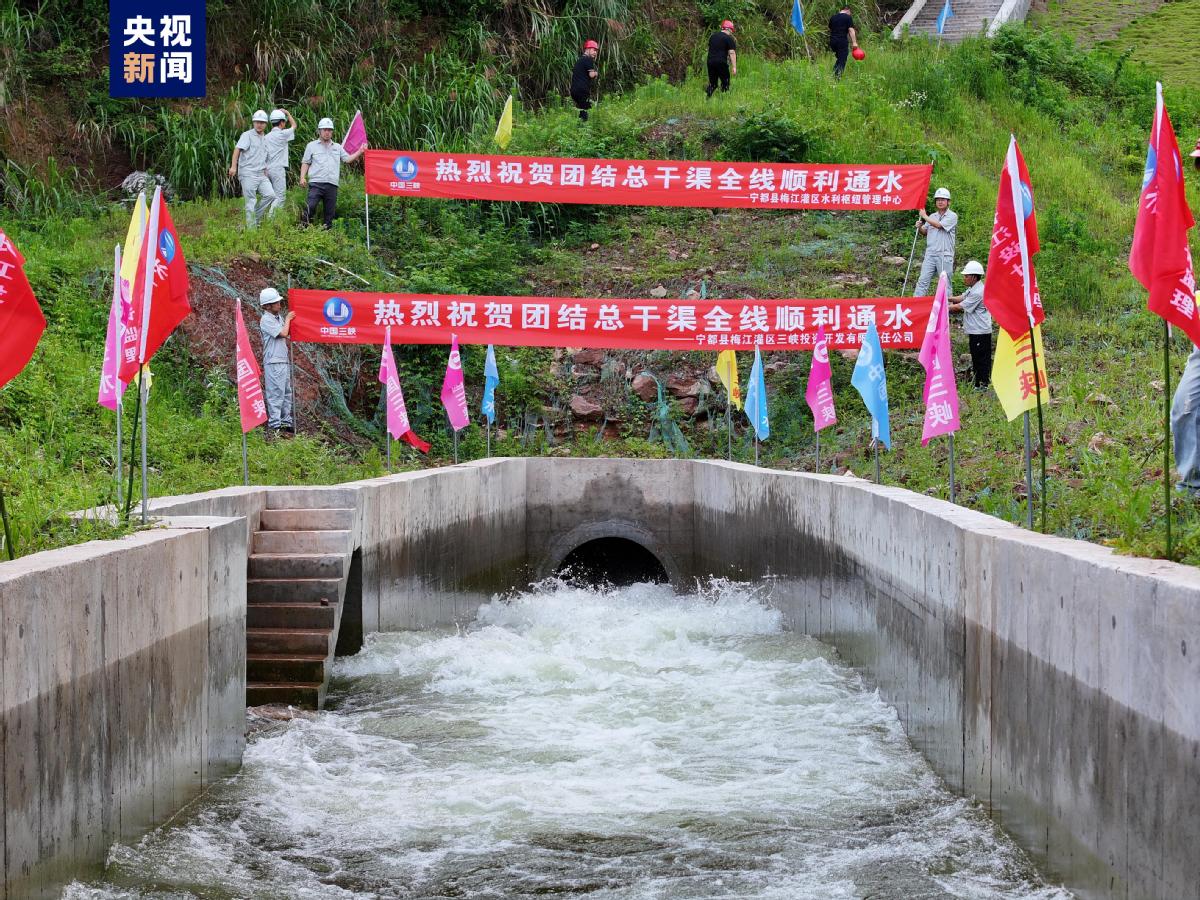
[133,364,153,394]
[991,325,1049,421]
[119,192,148,303]
[716,350,742,409]
[494,95,514,150]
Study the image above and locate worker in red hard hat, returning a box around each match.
[828,6,859,80]
[571,40,600,122]
[705,20,737,98]
[1191,137,1200,172]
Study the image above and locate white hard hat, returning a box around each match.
[269,108,286,123]
[317,117,334,130]
[933,187,952,200]
[961,260,984,276]
[259,287,282,306]
[252,109,269,123]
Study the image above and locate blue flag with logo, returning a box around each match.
[744,347,770,440]
[936,0,954,35]
[790,0,805,35]
[482,344,499,424]
[851,322,891,450]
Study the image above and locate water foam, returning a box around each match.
[65,581,1072,899]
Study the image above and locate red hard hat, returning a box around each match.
[852,46,866,60]
[721,20,735,30]
[583,39,600,50]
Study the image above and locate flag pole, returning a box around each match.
[948,432,956,503]
[1022,410,1034,529]
[123,384,141,520]
[242,431,249,486]
[874,437,881,483]
[1027,323,1048,532]
[115,398,123,508]
[815,430,820,473]
[384,378,392,472]
[287,273,297,437]
[725,400,732,461]
[486,421,491,458]
[901,223,920,295]
[1163,320,1173,557]
[0,488,15,560]
[365,192,371,252]
[138,371,149,525]
[453,426,460,464]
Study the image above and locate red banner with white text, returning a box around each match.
[365,151,933,211]
[289,291,933,351]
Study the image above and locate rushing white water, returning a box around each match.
[66,581,1071,899]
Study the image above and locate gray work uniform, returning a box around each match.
[302,139,353,228]
[235,129,276,228]
[958,280,992,335]
[264,126,295,215]
[1172,349,1200,492]
[914,209,958,296]
[259,310,293,429]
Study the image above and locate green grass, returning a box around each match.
[1098,0,1200,91]
[5,24,1200,564]
[1030,0,1161,45]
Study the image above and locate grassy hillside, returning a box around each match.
[3,23,1200,563]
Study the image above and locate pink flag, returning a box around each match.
[1130,83,1198,346]
[235,303,268,433]
[440,334,470,431]
[804,325,837,431]
[98,244,126,410]
[378,328,431,452]
[343,110,368,157]
[917,273,960,446]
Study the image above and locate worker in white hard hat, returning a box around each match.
[229,110,277,229]
[258,286,294,435]
[264,108,297,217]
[299,116,368,229]
[949,260,992,389]
[914,186,957,298]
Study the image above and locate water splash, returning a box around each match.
[66,581,1071,899]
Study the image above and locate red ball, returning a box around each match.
[852,47,866,61]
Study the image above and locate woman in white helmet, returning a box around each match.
[914,186,957,297]
[949,259,992,389]
[299,116,368,229]
[229,109,277,229]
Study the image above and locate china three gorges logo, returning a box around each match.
[323,297,353,326]
[393,156,418,181]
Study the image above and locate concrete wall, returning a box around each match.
[689,461,1200,900]
[0,516,246,900]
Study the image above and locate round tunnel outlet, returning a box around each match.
[556,537,669,588]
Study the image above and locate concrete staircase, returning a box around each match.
[901,0,1010,41]
[245,498,357,709]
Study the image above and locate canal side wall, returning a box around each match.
[689,461,1200,900]
[0,516,246,900]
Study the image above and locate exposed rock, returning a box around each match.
[1088,432,1117,452]
[572,348,604,368]
[685,288,701,300]
[666,374,701,398]
[570,394,604,421]
[632,373,658,402]
[838,349,860,361]
[883,256,906,265]
[649,285,669,298]
[678,396,699,416]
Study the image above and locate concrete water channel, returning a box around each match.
[1,458,1197,898]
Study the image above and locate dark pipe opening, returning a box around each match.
[557,537,669,588]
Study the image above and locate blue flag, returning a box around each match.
[851,322,891,449]
[790,0,805,35]
[482,344,499,424]
[936,0,953,35]
[744,347,770,440]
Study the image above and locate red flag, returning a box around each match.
[0,229,47,390]
[1130,83,1198,345]
[984,136,1044,339]
[234,303,268,433]
[342,110,368,157]
[118,188,192,383]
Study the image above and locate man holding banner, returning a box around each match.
[258,287,295,436]
[300,117,367,229]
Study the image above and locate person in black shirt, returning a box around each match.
[705,20,737,98]
[827,6,859,79]
[571,40,599,121]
